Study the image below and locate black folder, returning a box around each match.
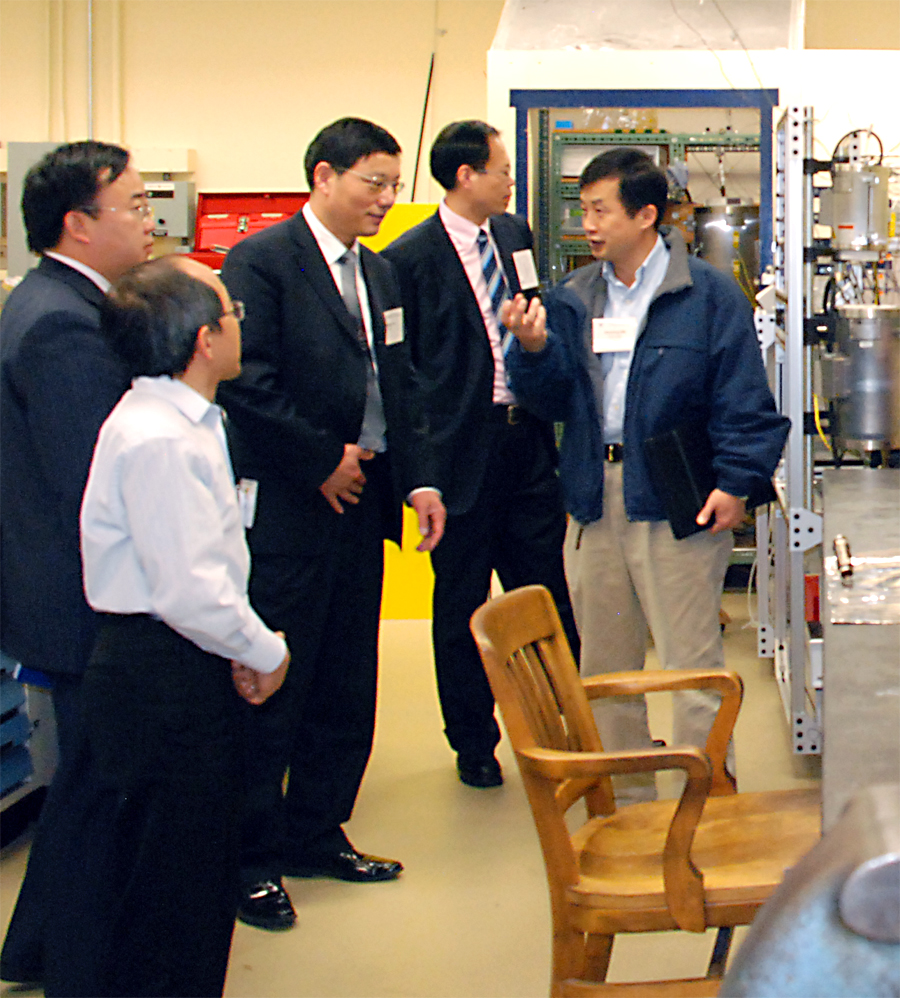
[643,421,776,540]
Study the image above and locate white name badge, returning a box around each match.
[592,317,639,354]
[383,306,404,346]
[511,248,539,291]
[237,478,258,529]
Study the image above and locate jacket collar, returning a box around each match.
[43,251,110,292]
[37,254,108,308]
[654,226,692,299]
[565,225,692,309]
[286,209,371,350]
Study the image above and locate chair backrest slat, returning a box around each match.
[471,585,616,816]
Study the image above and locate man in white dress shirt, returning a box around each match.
[42,256,289,998]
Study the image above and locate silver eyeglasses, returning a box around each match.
[79,202,154,219]
[340,170,405,196]
[224,300,246,322]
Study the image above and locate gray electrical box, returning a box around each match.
[146,181,196,240]
[5,141,60,278]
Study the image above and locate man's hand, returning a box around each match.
[499,293,547,353]
[319,444,374,514]
[696,489,747,534]
[410,489,446,552]
[232,640,290,706]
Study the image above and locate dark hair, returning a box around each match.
[579,148,668,230]
[102,258,224,378]
[22,140,131,253]
[430,120,500,191]
[303,117,401,188]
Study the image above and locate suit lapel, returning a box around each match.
[489,217,523,297]
[287,213,368,352]
[431,215,490,334]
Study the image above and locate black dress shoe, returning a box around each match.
[283,847,403,883]
[0,964,42,986]
[457,754,503,788]
[237,879,297,930]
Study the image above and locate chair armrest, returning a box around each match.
[520,745,712,932]
[582,669,741,796]
[520,744,711,785]
[581,668,741,701]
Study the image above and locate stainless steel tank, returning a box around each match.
[829,305,900,454]
[828,165,892,254]
[694,204,760,295]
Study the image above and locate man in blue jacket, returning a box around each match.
[502,148,789,804]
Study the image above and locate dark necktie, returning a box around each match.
[338,250,386,452]
[477,229,513,355]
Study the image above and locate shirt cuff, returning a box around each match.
[240,624,288,674]
[407,486,442,503]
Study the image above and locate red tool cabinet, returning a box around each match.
[186,192,309,270]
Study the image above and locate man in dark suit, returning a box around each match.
[0,140,155,984]
[382,121,577,789]
[219,117,445,931]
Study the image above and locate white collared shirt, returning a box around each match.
[439,200,515,405]
[81,376,287,673]
[600,234,669,443]
[44,251,111,292]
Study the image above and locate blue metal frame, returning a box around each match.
[510,88,779,269]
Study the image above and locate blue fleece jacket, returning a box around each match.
[507,230,790,526]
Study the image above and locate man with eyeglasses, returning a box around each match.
[219,117,445,931]
[1,140,154,986]
[382,121,577,790]
[29,256,289,998]
[502,148,789,806]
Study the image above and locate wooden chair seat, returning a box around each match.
[568,787,820,928]
[470,584,821,997]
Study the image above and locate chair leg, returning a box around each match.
[552,929,590,997]
[706,926,734,979]
[584,933,613,983]
[551,932,613,996]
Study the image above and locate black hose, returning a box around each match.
[411,52,435,202]
[831,129,884,167]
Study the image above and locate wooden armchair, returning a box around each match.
[469,585,820,997]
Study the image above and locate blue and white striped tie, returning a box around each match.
[477,229,513,355]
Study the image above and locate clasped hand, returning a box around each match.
[231,633,290,706]
[319,443,374,514]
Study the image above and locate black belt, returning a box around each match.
[604,443,624,462]
[489,404,527,426]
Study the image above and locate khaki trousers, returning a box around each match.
[564,462,735,804]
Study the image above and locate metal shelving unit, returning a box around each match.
[761,106,824,754]
[541,130,760,283]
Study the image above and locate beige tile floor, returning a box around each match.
[0,590,820,998]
